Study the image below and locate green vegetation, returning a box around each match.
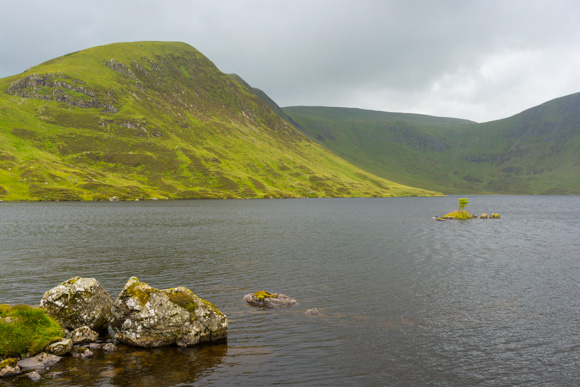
[254,291,277,300]
[443,210,473,220]
[0,41,438,201]
[284,98,580,195]
[458,198,468,211]
[0,304,63,358]
[166,288,197,315]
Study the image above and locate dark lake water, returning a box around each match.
[1,196,580,386]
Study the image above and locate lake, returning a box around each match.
[1,196,580,386]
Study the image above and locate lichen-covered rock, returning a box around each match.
[110,277,228,348]
[46,338,73,356]
[0,358,20,378]
[480,213,488,219]
[242,291,297,308]
[69,326,99,344]
[490,213,500,218]
[40,277,113,333]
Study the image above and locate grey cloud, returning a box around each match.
[1,0,579,121]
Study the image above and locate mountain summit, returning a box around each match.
[0,41,437,200]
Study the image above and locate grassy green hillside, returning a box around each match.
[0,41,438,200]
[284,100,580,195]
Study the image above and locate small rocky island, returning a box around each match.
[435,198,500,221]
[0,276,227,381]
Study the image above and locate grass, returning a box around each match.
[284,98,580,195]
[0,304,63,358]
[443,210,474,220]
[0,41,440,200]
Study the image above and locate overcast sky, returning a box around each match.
[1,0,579,122]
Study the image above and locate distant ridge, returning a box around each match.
[284,95,580,195]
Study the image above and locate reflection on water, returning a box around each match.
[1,196,580,385]
[1,344,228,387]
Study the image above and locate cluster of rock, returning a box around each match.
[435,212,501,221]
[0,276,228,381]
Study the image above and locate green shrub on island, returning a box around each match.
[0,304,63,358]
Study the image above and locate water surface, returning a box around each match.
[1,196,580,385]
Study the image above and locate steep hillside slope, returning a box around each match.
[284,106,478,193]
[0,42,438,200]
[285,99,580,195]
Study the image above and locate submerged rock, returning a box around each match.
[27,371,41,382]
[242,291,297,308]
[103,343,117,353]
[18,353,61,370]
[71,347,94,358]
[39,277,113,333]
[110,277,228,348]
[305,308,320,316]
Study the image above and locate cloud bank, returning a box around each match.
[1,0,579,122]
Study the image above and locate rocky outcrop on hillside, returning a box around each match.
[7,73,118,113]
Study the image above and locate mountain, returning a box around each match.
[284,97,580,195]
[0,41,439,201]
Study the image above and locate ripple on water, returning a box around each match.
[2,197,580,385]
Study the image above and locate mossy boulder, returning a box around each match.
[39,277,113,333]
[110,277,228,348]
[490,213,501,218]
[242,291,297,308]
[0,358,20,378]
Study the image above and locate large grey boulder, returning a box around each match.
[39,277,113,333]
[110,277,228,348]
[242,291,297,308]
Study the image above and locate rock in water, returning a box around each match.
[27,371,41,382]
[0,358,20,378]
[39,277,113,333]
[46,338,73,356]
[242,291,297,308]
[103,343,117,353]
[69,326,99,344]
[110,277,228,348]
[18,353,61,370]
